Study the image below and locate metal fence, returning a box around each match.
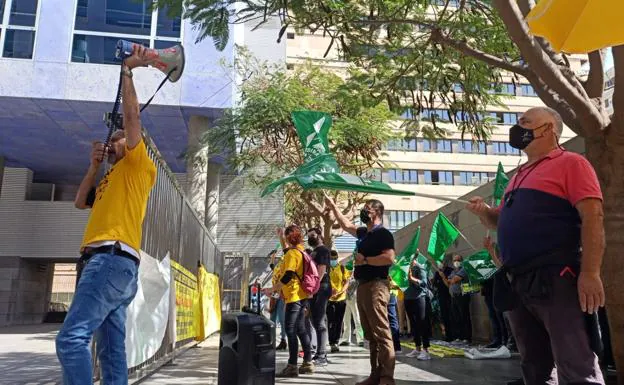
[92,133,223,383]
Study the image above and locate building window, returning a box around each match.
[72,0,182,65]
[387,138,417,151]
[503,112,519,125]
[0,0,39,59]
[492,141,521,156]
[459,171,493,186]
[386,210,427,230]
[458,140,487,154]
[520,84,537,97]
[423,170,454,185]
[420,139,452,153]
[388,169,418,184]
[287,32,295,39]
[490,83,515,95]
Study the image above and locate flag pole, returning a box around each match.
[410,191,470,204]
[458,230,479,252]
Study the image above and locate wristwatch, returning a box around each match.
[121,66,133,78]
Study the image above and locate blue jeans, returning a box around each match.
[56,252,139,385]
[388,293,401,352]
[270,297,287,341]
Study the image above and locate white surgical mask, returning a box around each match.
[453,261,462,269]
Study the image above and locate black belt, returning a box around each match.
[80,244,140,265]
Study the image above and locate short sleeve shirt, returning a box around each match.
[404,265,428,300]
[354,225,395,282]
[311,245,331,284]
[496,149,602,267]
[276,245,308,303]
[329,265,350,302]
[449,268,468,296]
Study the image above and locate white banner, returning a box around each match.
[125,251,171,368]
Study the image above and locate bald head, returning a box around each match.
[522,107,563,139]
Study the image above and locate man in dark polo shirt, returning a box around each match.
[326,197,396,385]
[467,106,605,385]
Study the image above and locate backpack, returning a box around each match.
[292,248,321,296]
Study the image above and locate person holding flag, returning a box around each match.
[466,107,605,385]
[325,196,396,385]
[404,257,432,360]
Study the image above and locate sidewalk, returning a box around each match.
[141,337,524,385]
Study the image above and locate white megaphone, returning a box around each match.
[115,40,185,82]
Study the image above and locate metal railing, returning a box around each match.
[92,132,223,383]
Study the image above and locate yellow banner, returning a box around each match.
[196,267,222,340]
[171,260,198,342]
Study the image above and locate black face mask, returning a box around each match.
[360,208,371,224]
[508,124,535,150]
[308,236,320,247]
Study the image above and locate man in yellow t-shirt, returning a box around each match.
[327,250,350,353]
[56,45,157,385]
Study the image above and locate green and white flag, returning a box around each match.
[389,227,421,292]
[462,249,499,284]
[260,110,417,197]
[427,213,460,263]
[493,162,509,206]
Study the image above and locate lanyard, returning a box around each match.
[504,151,564,207]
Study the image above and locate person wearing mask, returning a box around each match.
[271,225,314,377]
[306,227,332,366]
[404,258,432,360]
[431,257,454,342]
[467,107,605,384]
[387,278,402,354]
[439,254,472,344]
[326,197,396,385]
[327,250,349,353]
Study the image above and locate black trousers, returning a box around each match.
[309,282,331,358]
[326,300,347,345]
[285,299,312,365]
[404,296,432,349]
[451,294,472,342]
[438,293,453,340]
[484,291,509,344]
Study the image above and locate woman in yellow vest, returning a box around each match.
[327,250,350,353]
[271,225,314,377]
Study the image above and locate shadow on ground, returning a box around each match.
[0,351,62,385]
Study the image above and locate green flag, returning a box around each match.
[260,110,418,198]
[462,249,499,284]
[345,244,357,271]
[292,110,332,162]
[493,162,509,206]
[427,213,460,263]
[389,227,421,291]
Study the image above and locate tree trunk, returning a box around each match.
[585,131,624,384]
[323,216,335,250]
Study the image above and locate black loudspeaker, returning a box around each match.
[218,312,275,385]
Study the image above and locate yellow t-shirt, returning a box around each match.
[329,264,350,302]
[81,140,157,253]
[275,245,308,303]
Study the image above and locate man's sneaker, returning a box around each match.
[406,349,421,358]
[276,364,299,377]
[485,341,502,349]
[313,356,329,367]
[339,341,351,346]
[276,339,287,350]
[299,360,315,374]
[330,344,340,353]
[417,351,432,361]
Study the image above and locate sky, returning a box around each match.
[605,48,614,71]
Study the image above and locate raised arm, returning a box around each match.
[324,196,357,237]
[74,142,105,209]
[121,45,153,149]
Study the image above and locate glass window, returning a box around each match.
[75,0,152,35]
[421,139,432,152]
[72,34,149,64]
[0,0,4,18]
[154,39,179,49]
[503,113,518,125]
[436,140,452,153]
[3,28,34,58]
[9,0,37,26]
[157,6,181,38]
[423,170,453,185]
[521,84,537,97]
[400,108,414,119]
[458,140,472,153]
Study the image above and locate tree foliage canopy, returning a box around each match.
[203,49,396,241]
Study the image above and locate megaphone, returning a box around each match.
[115,40,185,82]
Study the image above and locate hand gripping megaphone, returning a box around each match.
[115,39,185,82]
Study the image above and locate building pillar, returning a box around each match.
[186,116,209,222]
[205,162,221,242]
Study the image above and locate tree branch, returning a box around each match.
[492,0,603,136]
[612,45,624,131]
[584,50,605,99]
[430,29,530,77]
